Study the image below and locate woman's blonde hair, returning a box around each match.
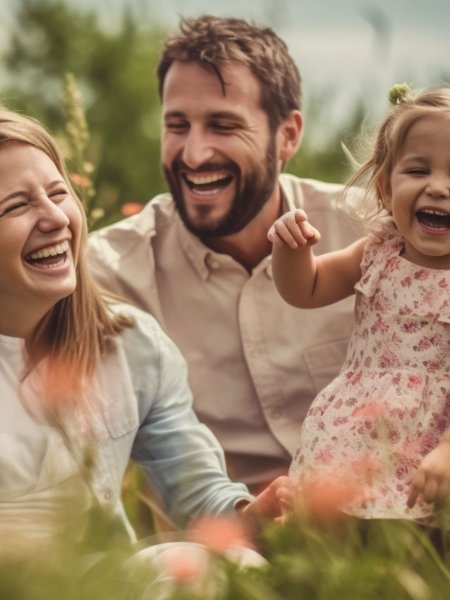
[0,107,132,418]
[345,85,450,220]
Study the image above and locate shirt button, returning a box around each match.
[104,489,112,500]
[271,409,282,420]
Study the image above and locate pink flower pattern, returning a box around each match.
[290,222,450,520]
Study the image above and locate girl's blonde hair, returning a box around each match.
[0,107,132,417]
[345,85,450,220]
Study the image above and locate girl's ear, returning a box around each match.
[278,110,303,162]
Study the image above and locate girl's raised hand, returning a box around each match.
[267,208,321,249]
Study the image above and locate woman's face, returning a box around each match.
[0,143,82,336]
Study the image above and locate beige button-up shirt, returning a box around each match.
[88,174,364,491]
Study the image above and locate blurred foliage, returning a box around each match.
[2,502,450,599]
[0,0,366,230]
[1,0,166,227]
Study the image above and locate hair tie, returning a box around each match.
[388,83,410,105]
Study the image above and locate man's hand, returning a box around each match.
[407,442,450,508]
[267,209,321,249]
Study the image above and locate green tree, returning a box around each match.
[2,0,166,226]
[1,0,366,229]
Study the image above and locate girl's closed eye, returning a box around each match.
[405,167,429,176]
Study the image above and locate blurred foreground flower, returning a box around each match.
[121,202,145,216]
[161,547,207,584]
[189,515,252,554]
[296,477,363,524]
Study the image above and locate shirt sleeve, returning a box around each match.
[122,306,253,527]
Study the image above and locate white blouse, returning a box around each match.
[0,334,91,549]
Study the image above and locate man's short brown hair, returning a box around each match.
[157,15,301,132]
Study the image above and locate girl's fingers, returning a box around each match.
[271,220,299,249]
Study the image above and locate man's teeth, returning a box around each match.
[187,173,228,185]
[28,241,69,260]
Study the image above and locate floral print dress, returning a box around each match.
[289,222,450,519]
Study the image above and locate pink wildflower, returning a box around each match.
[121,202,144,216]
[297,477,362,523]
[161,548,206,584]
[188,516,251,554]
[70,173,92,188]
[352,402,384,419]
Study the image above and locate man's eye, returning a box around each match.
[212,123,237,132]
[166,122,187,132]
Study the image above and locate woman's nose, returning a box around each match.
[37,197,70,231]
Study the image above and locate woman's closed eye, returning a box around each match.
[1,200,28,216]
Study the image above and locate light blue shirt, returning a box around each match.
[89,302,253,536]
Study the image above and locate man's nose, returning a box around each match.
[181,128,215,169]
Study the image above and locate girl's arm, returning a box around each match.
[268,208,367,308]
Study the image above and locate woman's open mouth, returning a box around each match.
[24,240,70,269]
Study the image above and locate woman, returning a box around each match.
[0,107,287,550]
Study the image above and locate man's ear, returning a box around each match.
[278,110,303,162]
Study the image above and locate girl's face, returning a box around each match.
[386,114,450,269]
[0,143,82,336]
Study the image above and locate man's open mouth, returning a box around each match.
[182,172,233,193]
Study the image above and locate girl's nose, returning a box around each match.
[426,175,450,199]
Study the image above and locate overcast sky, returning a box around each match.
[73,0,450,122]
[2,0,449,134]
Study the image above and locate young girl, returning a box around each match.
[0,106,288,552]
[268,85,450,521]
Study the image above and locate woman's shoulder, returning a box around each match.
[106,300,165,349]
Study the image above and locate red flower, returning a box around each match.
[161,548,206,584]
[297,477,362,523]
[121,202,144,216]
[70,173,92,188]
[188,516,251,554]
[352,402,384,419]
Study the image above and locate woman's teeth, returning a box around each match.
[27,240,70,260]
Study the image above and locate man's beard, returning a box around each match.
[163,135,278,237]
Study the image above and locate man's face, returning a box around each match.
[161,61,279,237]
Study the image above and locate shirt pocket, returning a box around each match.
[303,338,350,394]
[94,350,140,442]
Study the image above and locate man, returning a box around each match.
[88,15,363,494]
